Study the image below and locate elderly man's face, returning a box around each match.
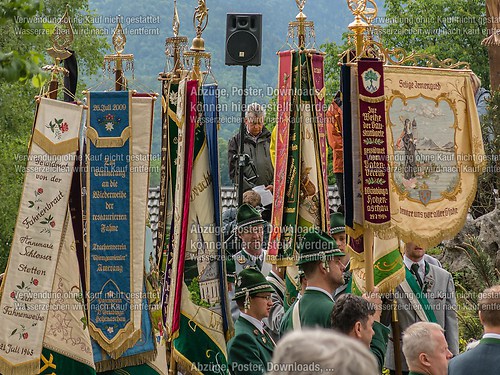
[238,224,264,256]
[424,329,453,375]
[245,115,264,136]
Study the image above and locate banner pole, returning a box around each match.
[364,227,374,292]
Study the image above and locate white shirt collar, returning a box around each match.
[483,333,500,340]
[243,249,264,262]
[305,286,334,301]
[404,254,425,280]
[240,312,263,333]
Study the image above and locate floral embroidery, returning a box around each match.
[40,214,55,236]
[98,113,121,132]
[46,118,69,140]
[10,322,37,340]
[28,187,44,209]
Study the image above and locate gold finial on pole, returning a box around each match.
[173,0,180,38]
[347,0,369,57]
[184,0,211,82]
[295,0,307,48]
[163,0,188,78]
[104,18,134,91]
[285,0,316,50]
[43,4,73,98]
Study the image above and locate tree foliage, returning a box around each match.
[382,0,489,88]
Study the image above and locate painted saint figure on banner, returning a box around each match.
[396,118,417,180]
[389,96,458,206]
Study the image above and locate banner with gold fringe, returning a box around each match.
[0,97,83,375]
[384,66,486,248]
[86,91,139,358]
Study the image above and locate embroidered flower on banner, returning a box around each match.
[10,322,37,341]
[98,113,121,132]
[46,118,69,140]
[40,214,55,236]
[28,187,44,209]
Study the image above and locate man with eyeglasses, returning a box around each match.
[227,268,276,375]
[280,229,346,335]
[228,102,274,192]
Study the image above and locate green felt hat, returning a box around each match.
[330,212,345,235]
[236,203,265,229]
[297,228,345,266]
[233,268,274,300]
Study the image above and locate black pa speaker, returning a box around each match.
[225,13,262,66]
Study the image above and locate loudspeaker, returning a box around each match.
[225,13,262,66]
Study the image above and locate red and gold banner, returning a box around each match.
[357,59,391,229]
[268,50,293,262]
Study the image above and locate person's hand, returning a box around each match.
[265,185,273,193]
[362,287,382,322]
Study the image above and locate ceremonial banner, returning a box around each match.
[42,213,95,375]
[346,63,404,295]
[297,51,329,229]
[0,98,82,375]
[92,288,157,372]
[349,235,404,294]
[164,79,187,336]
[356,59,391,228]
[86,91,139,357]
[203,83,232,337]
[268,50,293,264]
[310,53,329,231]
[131,93,155,342]
[384,67,486,247]
[171,81,230,374]
[161,80,180,331]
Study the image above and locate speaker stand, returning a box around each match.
[237,65,248,207]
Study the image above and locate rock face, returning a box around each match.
[441,202,500,272]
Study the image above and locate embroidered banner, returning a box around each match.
[86,91,138,357]
[268,50,293,264]
[311,53,329,231]
[357,59,391,229]
[130,93,155,349]
[172,81,231,375]
[164,79,187,337]
[0,98,82,375]
[384,67,486,247]
[42,212,95,374]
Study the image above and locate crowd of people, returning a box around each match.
[223,98,498,375]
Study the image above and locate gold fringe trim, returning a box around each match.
[32,129,79,155]
[392,173,480,249]
[376,269,406,294]
[359,94,386,103]
[95,349,157,372]
[172,348,203,375]
[0,357,39,375]
[89,325,141,360]
[87,126,131,148]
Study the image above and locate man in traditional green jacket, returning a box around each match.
[227,268,275,375]
[280,229,346,334]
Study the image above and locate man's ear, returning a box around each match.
[353,321,362,339]
[419,352,431,367]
